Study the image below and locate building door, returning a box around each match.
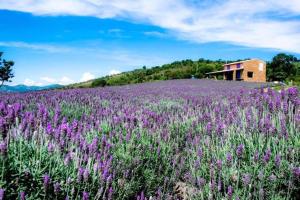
[225,71,233,80]
[236,70,241,80]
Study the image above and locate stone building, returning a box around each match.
[206,59,266,82]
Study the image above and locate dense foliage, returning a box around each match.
[0,52,14,87]
[0,80,299,200]
[267,53,300,82]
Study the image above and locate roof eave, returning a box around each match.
[206,68,244,75]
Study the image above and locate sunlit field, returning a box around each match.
[0,79,299,200]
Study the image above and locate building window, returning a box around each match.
[227,65,230,70]
[259,63,263,71]
[237,63,241,68]
[247,72,253,78]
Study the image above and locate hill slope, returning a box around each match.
[67,58,233,88]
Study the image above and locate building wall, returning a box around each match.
[223,59,266,82]
[242,60,266,82]
[223,62,243,70]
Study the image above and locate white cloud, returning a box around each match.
[109,69,121,75]
[0,41,72,53]
[108,29,122,33]
[41,77,56,83]
[143,31,167,38]
[1,0,300,52]
[59,76,75,85]
[25,76,75,86]
[80,72,95,82]
[24,78,43,86]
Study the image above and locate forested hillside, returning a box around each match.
[67,58,229,88]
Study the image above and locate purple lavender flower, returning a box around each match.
[0,189,4,200]
[77,167,84,182]
[156,187,162,200]
[242,173,251,186]
[206,122,212,135]
[0,140,7,155]
[197,148,203,159]
[216,121,225,135]
[83,169,90,182]
[236,144,244,158]
[43,174,50,189]
[216,159,222,170]
[20,191,26,200]
[194,159,200,169]
[254,150,259,163]
[287,87,298,98]
[54,182,60,194]
[82,191,89,200]
[139,191,144,200]
[64,153,71,166]
[269,174,276,182]
[227,185,233,199]
[47,142,54,153]
[226,152,233,165]
[196,177,206,188]
[106,175,112,183]
[217,178,222,192]
[292,167,300,178]
[157,146,161,156]
[125,132,131,142]
[209,180,215,191]
[102,167,109,181]
[108,187,113,200]
[46,122,52,135]
[0,117,7,135]
[263,149,271,164]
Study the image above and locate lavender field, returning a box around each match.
[0,79,299,200]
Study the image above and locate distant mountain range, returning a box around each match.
[0,84,62,93]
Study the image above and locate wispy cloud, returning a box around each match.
[109,69,121,75]
[0,41,72,53]
[24,78,43,86]
[59,76,75,85]
[80,72,95,82]
[143,31,167,38]
[1,0,300,52]
[108,29,122,34]
[40,76,75,85]
[0,39,167,70]
[41,77,56,83]
[22,76,75,86]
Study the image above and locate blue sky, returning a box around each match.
[0,0,300,86]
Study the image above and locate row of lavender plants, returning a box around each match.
[0,79,299,199]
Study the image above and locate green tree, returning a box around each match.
[196,64,214,78]
[0,52,14,87]
[91,79,107,87]
[267,53,299,81]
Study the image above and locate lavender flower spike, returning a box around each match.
[236,144,244,158]
[227,185,233,199]
[82,191,89,200]
[0,189,4,200]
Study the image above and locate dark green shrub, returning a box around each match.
[91,79,107,87]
